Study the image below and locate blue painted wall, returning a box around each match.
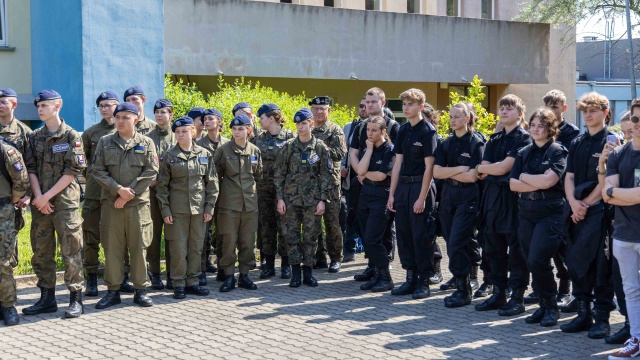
[30,0,165,131]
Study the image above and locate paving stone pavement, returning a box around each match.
[3,239,624,359]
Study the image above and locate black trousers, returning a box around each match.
[358,189,391,268]
[486,231,529,290]
[476,229,490,273]
[518,198,565,298]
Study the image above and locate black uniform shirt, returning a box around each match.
[435,131,484,169]
[606,143,640,243]
[566,127,609,187]
[557,119,580,147]
[350,115,400,150]
[360,141,395,196]
[482,126,531,185]
[510,140,568,194]
[394,120,437,177]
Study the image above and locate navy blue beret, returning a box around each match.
[113,102,139,117]
[34,90,61,106]
[96,91,118,106]
[203,108,223,121]
[0,88,17,98]
[309,96,332,106]
[232,102,251,115]
[293,108,313,123]
[257,103,280,117]
[154,99,172,112]
[188,107,206,120]
[230,114,251,128]
[123,86,144,100]
[171,116,194,132]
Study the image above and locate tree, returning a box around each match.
[515,0,640,27]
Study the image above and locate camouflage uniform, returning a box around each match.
[196,134,229,266]
[92,132,158,290]
[81,118,116,274]
[0,143,29,308]
[274,136,331,267]
[135,115,156,136]
[213,140,262,276]
[311,121,346,262]
[155,143,218,287]
[25,120,86,292]
[146,125,176,275]
[255,128,295,258]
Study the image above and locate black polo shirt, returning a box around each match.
[359,141,395,196]
[435,131,484,169]
[350,115,400,150]
[557,119,580,147]
[566,127,610,188]
[482,126,531,185]
[394,120,437,177]
[510,140,568,194]
[606,142,640,243]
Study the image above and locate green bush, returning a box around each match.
[165,74,357,137]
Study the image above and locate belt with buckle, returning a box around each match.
[519,192,563,201]
[399,175,423,184]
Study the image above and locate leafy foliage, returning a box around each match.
[515,0,640,27]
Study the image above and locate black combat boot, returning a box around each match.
[560,299,592,333]
[166,272,174,290]
[314,258,329,269]
[260,255,276,279]
[469,266,480,292]
[525,300,546,324]
[133,289,153,307]
[474,271,493,298]
[444,277,472,308]
[561,296,578,313]
[429,260,443,285]
[498,288,526,316]
[151,273,165,290]
[302,266,318,287]
[120,273,135,293]
[219,275,236,292]
[95,290,121,309]
[371,266,394,292]
[186,284,210,296]
[540,296,560,327]
[238,274,258,290]
[173,286,186,299]
[64,291,84,318]
[259,250,265,269]
[1,306,19,326]
[354,265,375,282]
[289,265,302,288]
[23,287,57,315]
[556,278,572,307]
[605,317,631,345]
[439,277,456,291]
[85,273,99,297]
[475,285,506,311]
[391,270,417,296]
[412,274,432,299]
[216,268,227,282]
[206,258,217,273]
[360,267,381,291]
[588,309,611,339]
[280,256,292,279]
[523,290,539,305]
[198,271,207,286]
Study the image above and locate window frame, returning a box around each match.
[481,0,494,20]
[365,0,381,11]
[0,0,7,47]
[407,0,422,14]
[446,0,460,17]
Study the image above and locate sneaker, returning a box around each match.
[609,337,640,360]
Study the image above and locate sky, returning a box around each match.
[577,11,640,41]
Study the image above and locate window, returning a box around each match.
[481,0,493,19]
[324,0,334,6]
[280,0,292,3]
[407,0,421,14]
[446,0,459,17]
[0,0,6,46]
[365,0,381,11]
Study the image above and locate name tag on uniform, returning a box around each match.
[250,155,258,164]
[309,154,320,165]
[134,145,145,154]
[268,140,275,150]
[276,141,286,148]
[412,142,423,147]
[52,143,70,153]
[199,156,208,164]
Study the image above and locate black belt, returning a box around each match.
[363,179,390,187]
[519,192,564,201]
[0,198,12,206]
[445,179,472,188]
[399,175,423,184]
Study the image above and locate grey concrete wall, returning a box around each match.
[165,0,550,84]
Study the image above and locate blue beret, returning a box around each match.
[171,116,194,132]
[293,108,313,123]
[154,99,172,112]
[309,96,332,106]
[96,91,118,106]
[188,107,206,120]
[232,102,251,115]
[0,88,17,98]
[123,86,144,100]
[113,102,139,117]
[229,114,251,128]
[34,90,61,106]
[257,103,280,117]
[203,108,223,121]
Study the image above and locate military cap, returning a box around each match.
[113,102,139,117]
[309,96,332,106]
[96,91,118,107]
[154,99,173,112]
[229,114,251,128]
[34,90,62,106]
[232,102,252,115]
[188,107,206,120]
[171,116,194,132]
[203,108,223,121]
[123,86,144,100]
[0,88,17,98]
[257,103,280,117]
[293,108,313,123]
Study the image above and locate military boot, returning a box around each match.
[151,273,165,290]
[524,290,539,305]
[280,256,292,279]
[314,257,329,269]
[219,275,236,292]
[525,301,546,324]
[560,299,592,333]
[561,296,578,313]
[475,285,507,311]
[216,268,227,282]
[556,278,572,307]
[260,255,276,279]
[120,273,135,293]
[302,266,318,287]
[540,296,560,327]
[605,318,631,345]
[166,272,174,290]
[469,266,480,292]
[85,273,99,297]
[429,260,443,285]
[186,284,210,296]
[412,274,432,299]
[498,287,526,316]
[23,287,57,315]
[474,271,493,298]
[238,274,258,290]
[1,306,19,326]
[439,277,457,291]
[95,290,121,309]
[360,266,381,291]
[64,291,84,319]
[198,271,207,286]
[371,266,394,292]
[206,258,217,273]
[588,309,611,339]
[289,265,302,288]
[444,277,472,308]
[391,270,417,296]
[133,289,153,307]
[354,265,375,282]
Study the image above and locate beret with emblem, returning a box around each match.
[113,102,139,117]
[95,90,118,107]
[232,102,252,115]
[187,107,205,120]
[154,99,173,112]
[34,90,62,106]
[123,86,144,101]
[309,96,332,106]
[203,108,223,121]
[230,114,251,128]
[171,116,194,132]
[257,103,280,117]
[0,88,17,98]
[293,108,313,123]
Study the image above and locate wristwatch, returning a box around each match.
[596,166,606,175]
[606,187,614,198]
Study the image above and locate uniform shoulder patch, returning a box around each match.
[13,161,23,171]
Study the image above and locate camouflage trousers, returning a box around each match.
[0,204,17,307]
[31,208,84,292]
[83,199,131,274]
[316,196,344,262]
[283,203,321,267]
[147,190,171,274]
[258,186,287,257]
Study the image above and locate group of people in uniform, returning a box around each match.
[0,84,638,360]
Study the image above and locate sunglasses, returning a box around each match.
[359,104,366,109]
[632,115,640,123]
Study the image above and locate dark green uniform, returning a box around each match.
[135,115,156,136]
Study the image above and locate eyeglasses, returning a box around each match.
[311,107,329,112]
[0,100,12,106]
[632,115,639,124]
[359,104,366,109]
[98,104,117,110]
